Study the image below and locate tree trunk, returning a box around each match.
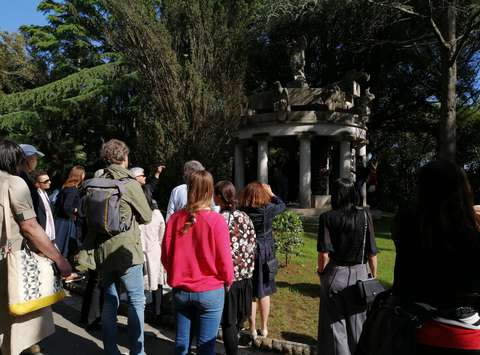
[438,1,457,162]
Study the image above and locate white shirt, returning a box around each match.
[166,184,187,221]
[38,188,56,241]
[165,183,220,222]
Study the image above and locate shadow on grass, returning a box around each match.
[280,331,317,346]
[376,232,392,240]
[276,281,320,297]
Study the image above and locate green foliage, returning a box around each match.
[21,0,108,80]
[0,32,45,94]
[273,210,304,266]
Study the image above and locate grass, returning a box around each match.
[265,216,395,345]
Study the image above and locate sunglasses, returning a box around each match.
[38,179,51,184]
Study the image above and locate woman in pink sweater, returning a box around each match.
[162,170,234,355]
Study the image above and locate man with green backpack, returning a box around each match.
[76,139,152,355]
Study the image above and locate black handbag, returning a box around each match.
[355,290,433,355]
[356,278,385,305]
[356,209,385,304]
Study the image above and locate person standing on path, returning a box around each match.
[0,139,72,355]
[239,182,285,339]
[162,170,234,355]
[316,178,377,355]
[214,181,256,355]
[76,139,152,355]
[167,160,213,221]
[130,166,167,320]
[32,170,56,242]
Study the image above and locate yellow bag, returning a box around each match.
[2,180,65,316]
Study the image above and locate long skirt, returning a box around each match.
[318,263,369,355]
[252,239,276,299]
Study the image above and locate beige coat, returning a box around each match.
[0,172,55,355]
[139,209,166,290]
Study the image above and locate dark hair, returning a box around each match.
[101,139,129,165]
[214,180,237,211]
[331,178,357,210]
[239,182,271,208]
[32,170,49,181]
[0,139,25,175]
[416,159,477,248]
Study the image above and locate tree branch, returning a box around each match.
[427,0,449,51]
[366,0,423,17]
[451,9,480,64]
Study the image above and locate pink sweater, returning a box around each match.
[161,210,234,292]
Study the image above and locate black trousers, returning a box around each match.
[80,270,103,325]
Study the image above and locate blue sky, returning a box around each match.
[0,0,47,32]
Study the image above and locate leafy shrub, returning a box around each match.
[273,210,304,266]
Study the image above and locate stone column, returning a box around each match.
[234,142,245,190]
[359,145,367,207]
[299,133,312,208]
[339,140,351,179]
[256,135,269,183]
[351,147,357,181]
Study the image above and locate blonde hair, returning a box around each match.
[63,165,85,188]
[182,170,213,233]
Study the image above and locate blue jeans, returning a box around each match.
[101,264,145,355]
[174,287,225,355]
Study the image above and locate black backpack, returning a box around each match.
[79,177,134,237]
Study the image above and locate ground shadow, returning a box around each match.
[280,331,317,346]
[41,324,103,355]
[276,281,320,298]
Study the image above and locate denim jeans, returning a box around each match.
[173,287,225,355]
[101,264,145,355]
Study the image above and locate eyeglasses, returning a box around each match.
[38,179,51,184]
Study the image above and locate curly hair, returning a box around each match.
[101,139,130,165]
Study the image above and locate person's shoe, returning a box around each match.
[20,344,42,354]
[258,329,268,338]
[249,329,258,339]
[64,272,86,284]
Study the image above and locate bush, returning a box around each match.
[273,210,304,266]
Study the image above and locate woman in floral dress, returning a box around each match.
[214,181,256,355]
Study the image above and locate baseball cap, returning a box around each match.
[130,167,145,178]
[20,144,45,158]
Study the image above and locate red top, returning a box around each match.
[417,320,480,350]
[162,209,234,292]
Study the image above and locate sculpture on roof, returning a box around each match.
[287,36,308,88]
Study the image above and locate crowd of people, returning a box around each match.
[0,138,286,355]
[1,136,480,355]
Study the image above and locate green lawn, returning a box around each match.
[266,216,395,345]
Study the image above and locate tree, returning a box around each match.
[0,32,45,94]
[367,0,480,161]
[273,210,304,266]
[103,0,254,177]
[21,0,108,80]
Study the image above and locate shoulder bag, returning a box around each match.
[355,290,433,355]
[356,208,385,305]
[3,180,65,316]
